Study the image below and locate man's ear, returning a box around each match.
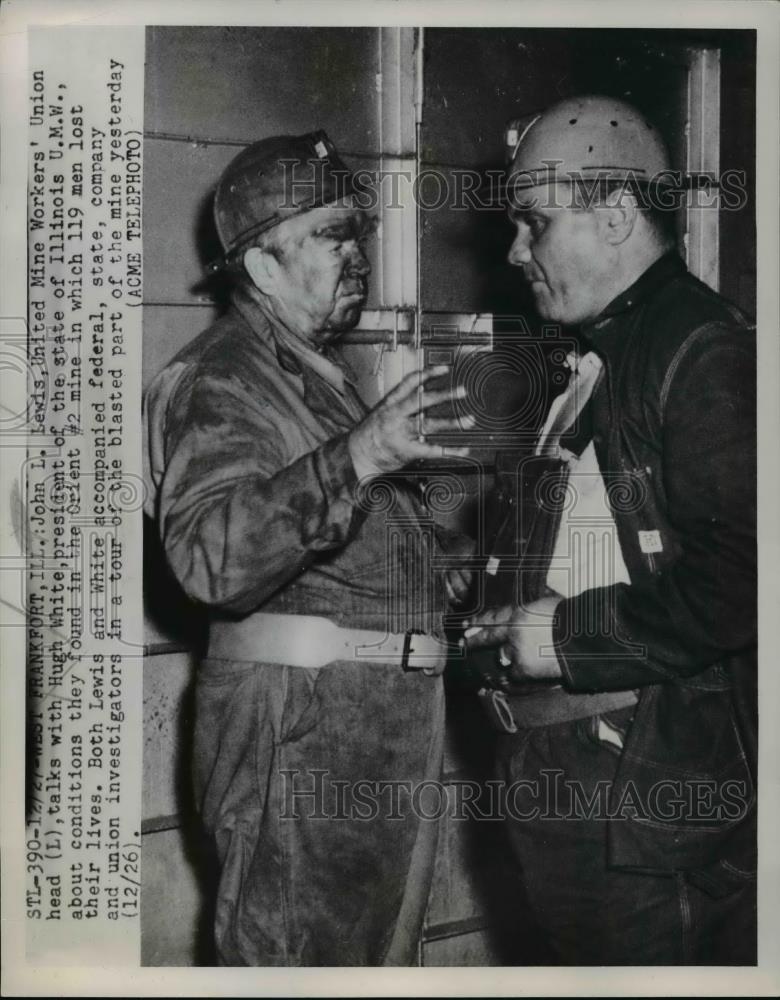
[243,245,280,294]
[601,188,638,246]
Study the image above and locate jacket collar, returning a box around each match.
[583,251,686,336]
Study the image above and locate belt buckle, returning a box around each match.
[401,629,423,672]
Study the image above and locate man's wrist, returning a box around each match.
[348,432,379,481]
[524,596,564,680]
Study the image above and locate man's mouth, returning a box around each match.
[342,274,368,295]
[340,284,367,302]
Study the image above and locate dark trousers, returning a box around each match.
[495,708,757,965]
[193,657,445,966]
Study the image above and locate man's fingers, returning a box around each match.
[418,415,476,435]
[445,569,471,603]
[413,385,469,414]
[444,577,458,604]
[463,604,516,630]
[392,381,468,417]
[452,568,472,592]
[461,604,523,646]
[387,366,451,404]
[378,369,426,407]
[462,623,512,649]
[405,441,471,462]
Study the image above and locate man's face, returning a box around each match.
[507,183,611,326]
[263,202,373,343]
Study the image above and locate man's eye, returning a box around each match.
[510,210,545,238]
[317,218,374,251]
[325,233,370,254]
[314,234,345,255]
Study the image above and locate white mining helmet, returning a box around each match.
[505,95,672,191]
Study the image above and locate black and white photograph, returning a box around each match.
[3,1,780,995]
[141,22,759,969]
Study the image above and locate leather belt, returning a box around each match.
[478,684,639,733]
[208,612,448,675]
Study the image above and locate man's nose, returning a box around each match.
[347,243,371,276]
[508,228,532,267]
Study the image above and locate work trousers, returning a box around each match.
[192,656,445,966]
[495,707,757,965]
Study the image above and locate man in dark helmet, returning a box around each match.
[143,131,471,965]
[465,96,757,964]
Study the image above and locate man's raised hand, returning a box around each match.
[348,366,473,480]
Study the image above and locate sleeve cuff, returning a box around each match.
[553,589,671,692]
[316,431,360,498]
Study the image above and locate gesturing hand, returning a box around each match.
[348,366,474,480]
[462,596,564,681]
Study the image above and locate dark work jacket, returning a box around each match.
[493,253,757,890]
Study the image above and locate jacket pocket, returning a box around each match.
[608,462,682,581]
[607,677,755,874]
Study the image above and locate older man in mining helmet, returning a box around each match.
[465,97,757,964]
[143,131,472,966]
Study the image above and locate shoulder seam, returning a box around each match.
[658,320,746,421]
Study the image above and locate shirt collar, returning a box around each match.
[231,283,357,396]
